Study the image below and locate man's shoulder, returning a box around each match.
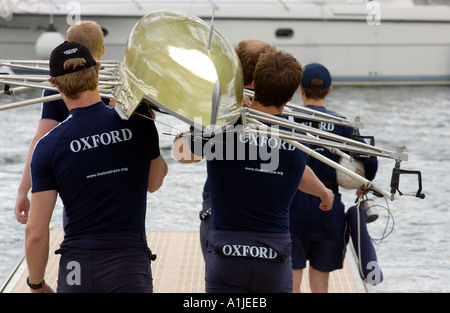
[323,107,346,119]
[43,89,59,96]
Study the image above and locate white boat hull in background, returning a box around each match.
[1,0,449,84]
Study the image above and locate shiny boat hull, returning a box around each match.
[114,10,243,128]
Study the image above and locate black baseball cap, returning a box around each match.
[49,41,97,77]
[301,63,332,89]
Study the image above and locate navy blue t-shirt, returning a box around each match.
[191,121,307,233]
[289,105,378,240]
[31,101,160,237]
[41,89,110,122]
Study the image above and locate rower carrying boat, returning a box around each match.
[0,9,425,202]
[0,9,426,291]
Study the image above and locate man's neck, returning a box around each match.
[64,89,102,111]
[251,100,284,115]
[302,97,326,108]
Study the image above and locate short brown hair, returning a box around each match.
[235,40,276,86]
[67,21,104,59]
[49,58,100,99]
[302,78,330,100]
[253,50,302,108]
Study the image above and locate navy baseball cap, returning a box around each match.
[49,41,97,77]
[301,63,332,89]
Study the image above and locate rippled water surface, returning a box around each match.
[1,86,449,292]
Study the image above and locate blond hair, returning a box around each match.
[67,21,104,59]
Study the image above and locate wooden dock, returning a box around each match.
[1,230,368,293]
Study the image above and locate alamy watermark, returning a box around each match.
[367,1,381,26]
[66,1,81,26]
[365,261,383,285]
[173,117,292,172]
[64,1,381,27]
[66,261,81,286]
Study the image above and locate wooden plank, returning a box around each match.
[5,230,364,293]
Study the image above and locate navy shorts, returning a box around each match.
[291,233,346,272]
[55,231,154,293]
[205,230,293,293]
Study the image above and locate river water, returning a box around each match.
[0,86,449,292]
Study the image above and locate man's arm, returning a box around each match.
[15,119,59,224]
[147,155,168,193]
[25,189,57,293]
[298,165,334,211]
